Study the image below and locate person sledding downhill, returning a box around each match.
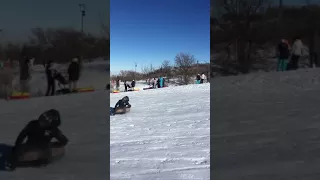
[110,96,131,116]
[6,109,68,171]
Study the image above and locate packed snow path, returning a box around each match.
[0,91,108,180]
[110,84,210,179]
[212,69,320,180]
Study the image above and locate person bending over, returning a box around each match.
[113,96,131,114]
[6,109,68,170]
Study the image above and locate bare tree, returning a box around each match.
[214,0,271,73]
[174,52,196,85]
[161,60,172,80]
[141,65,151,76]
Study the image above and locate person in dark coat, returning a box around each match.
[6,109,68,171]
[131,80,136,88]
[116,79,120,91]
[68,58,80,92]
[196,74,201,84]
[19,58,31,93]
[111,96,131,115]
[124,81,128,92]
[157,78,160,88]
[45,60,56,96]
[276,39,290,71]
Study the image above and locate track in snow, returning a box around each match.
[110,83,210,180]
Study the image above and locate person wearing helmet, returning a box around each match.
[6,109,68,170]
[111,96,131,115]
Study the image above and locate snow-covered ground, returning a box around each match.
[11,60,108,96]
[212,68,320,179]
[110,83,210,179]
[0,91,108,179]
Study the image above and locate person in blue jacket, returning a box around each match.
[159,76,164,88]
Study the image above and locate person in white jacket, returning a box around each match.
[200,73,207,84]
[290,37,304,70]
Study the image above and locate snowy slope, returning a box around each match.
[110,83,210,179]
[212,68,320,179]
[0,91,108,179]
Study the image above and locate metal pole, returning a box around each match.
[134,62,137,80]
[279,0,283,20]
[79,4,86,33]
[81,15,84,33]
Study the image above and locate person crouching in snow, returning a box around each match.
[68,58,80,92]
[6,109,68,170]
[111,96,131,115]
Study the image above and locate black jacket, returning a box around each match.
[68,62,80,81]
[20,60,30,80]
[131,81,136,88]
[278,42,290,59]
[115,99,131,109]
[15,120,68,148]
[45,63,55,81]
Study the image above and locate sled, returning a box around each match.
[110,107,131,115]
[143,87,154,90]
[10,92,30,100]
[76,87,95,93]
[16,147,65,168]
[56,88,71,95]
[112,90,120,93]
[4,144,65,170]
[126,87,139,91]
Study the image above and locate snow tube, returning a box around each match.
[110,107,130,116]
[9,144,65,168]
[76,87,95,93]
[10,92,30,100]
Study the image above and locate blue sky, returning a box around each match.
[0,0,109,43]
[110,0,210,74]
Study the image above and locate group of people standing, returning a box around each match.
[114,79,136,92]
[277,37,305,71]
[14,56,81,96]
[196,73,207,84]
[45,58,80,96]
[146,77,165,88]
